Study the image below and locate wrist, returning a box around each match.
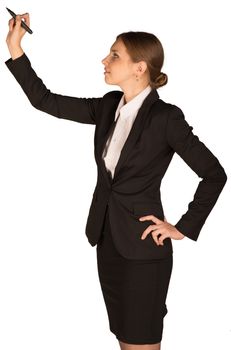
[8,45,24,60]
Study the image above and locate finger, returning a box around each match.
[9,18,15,31]
[139,214,161,224]
[152,229,165,245]
[15,15,23,28]
[158,233,170,245]
[20,13,30,27]
[15,14,30,29]
[140,224,157,240]
[152,231,159,245]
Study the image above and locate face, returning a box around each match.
[102,39,142,88]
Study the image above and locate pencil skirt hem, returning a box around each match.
[110,326,163,345]
[96,205,173,344]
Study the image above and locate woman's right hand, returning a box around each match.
[6,13,30,59]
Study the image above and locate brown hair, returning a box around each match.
[116,31,168,89]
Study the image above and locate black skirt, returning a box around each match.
[96,205,173,345]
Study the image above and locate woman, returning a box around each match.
[5,14,227,350]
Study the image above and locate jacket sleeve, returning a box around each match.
[5,53,102,125]
[166,105,227,241]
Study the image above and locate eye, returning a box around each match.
[112,53,119,58]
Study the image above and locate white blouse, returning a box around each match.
[102,85,152,179]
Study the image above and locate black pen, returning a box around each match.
[6,7,33,34]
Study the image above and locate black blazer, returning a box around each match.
[5,53,227,259]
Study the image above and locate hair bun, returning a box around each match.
[154,72,168,88]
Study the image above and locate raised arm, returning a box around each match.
[5,13,102,125]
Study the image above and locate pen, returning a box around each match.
[6,7,33,34]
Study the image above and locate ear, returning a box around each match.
[135,61,148,75]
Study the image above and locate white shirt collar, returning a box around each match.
[115,85,152,121]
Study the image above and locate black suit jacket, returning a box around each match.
[5,53,227,259]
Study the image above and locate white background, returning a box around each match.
[0,1,230,349]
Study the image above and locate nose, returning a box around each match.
[101,55,109,66]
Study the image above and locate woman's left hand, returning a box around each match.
[139,214,185,246]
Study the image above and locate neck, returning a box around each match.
[122,82,150,104]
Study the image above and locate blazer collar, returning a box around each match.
[114,85,152,121]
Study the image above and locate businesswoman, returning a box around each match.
[6,14,227,350]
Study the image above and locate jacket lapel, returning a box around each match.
[113,88,159,180]
[98,88,159,185]
[97,92,122,158]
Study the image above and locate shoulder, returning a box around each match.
[154,98,184,116]
[148,99,185,128]
[95,90,123,111]
[102,90,123,102]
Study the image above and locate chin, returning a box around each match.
[104,79,115,86]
